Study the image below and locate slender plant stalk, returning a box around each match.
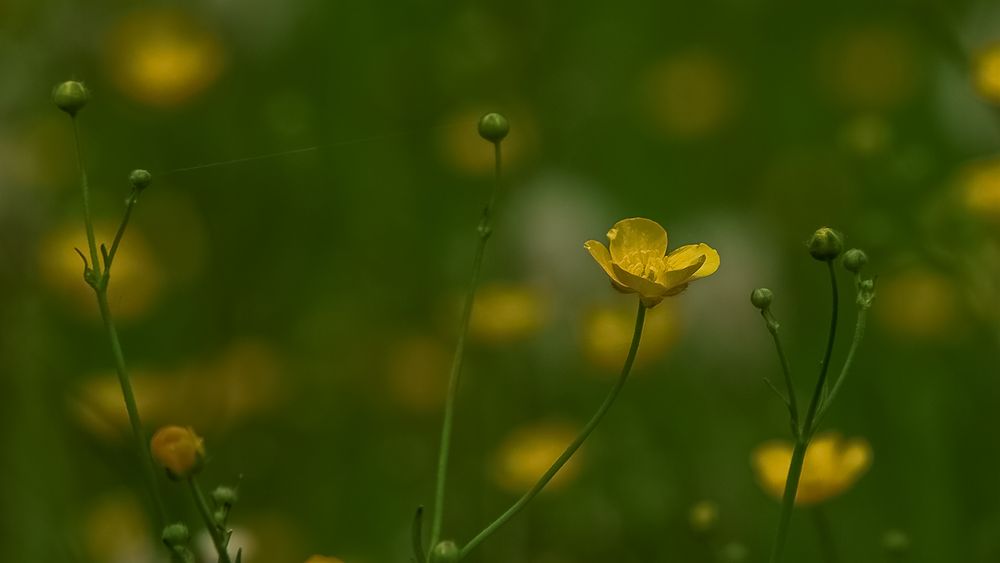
[763,311,799,436]
[816,307,868,424]
[458,301,647,559]
[811,507,840,563]
[189,477,232,563]
[428,141,503,551]
[70,116,166,524]
[768,261,839,563]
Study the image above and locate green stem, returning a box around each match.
[428,140,503,550]
[768,438,808,563]
[96,290,167,524]
[189,477,232,563]
[801,261,839,439]
[72,118,101,276]
[458,301,647,559]
[768,260,840,563]
[815,307,868,424]
[763,311,799,436]
[812,507,839,563]
[106,190,138,271]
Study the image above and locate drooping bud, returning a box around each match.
[429,540,460,563]
[52,81,90,116]
[750,288,774,310]
[129,169,152,191]
[161,522,191,547]
[151,426,205,479]
[212,485,239,506]
[807,227,844,261]
[842,248,868,273]
[477,112,509,143]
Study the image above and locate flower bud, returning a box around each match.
[882,529,910,554]
[842,248,868,273]
[52,81,90,116]
[129,169,152,191]
[750,288,773,310]
[429,540,460,563]
[807,227,844,261]
[213,509,227,525]
[689,500,719,533]
[151,426,205,479]
[304,556,344,563]
[161,522,190,547]
[477,112,509,143]
[212,485,239,506]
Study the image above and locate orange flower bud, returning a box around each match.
[150,426,205,479]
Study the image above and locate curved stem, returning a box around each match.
[189,477,232,563]
[458,301,647,559]
[768,260,840,563]
[801,261,839,439]
[96,290,167,524]
[815,307,868,424]
[763,311,799,435]
[429,140,503,550]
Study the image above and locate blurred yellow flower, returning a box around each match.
[39,222,163,320]
[819,25,917,110]
[438,107,536,175]
[582,301,679,371]
[470,283,547,344]
[83,491,151,562]
[385,335,450,413]
[73,340,284,438]
[877,269,960,339]
[958,158,1000,219]
[752,433,872,505]
[105,8,223,107]
[151,425,205,478]
[492,421,581,493]
[585,218,720,307]
[305,556,344,563]
[973,43,1000,105]
[642,50,737,138]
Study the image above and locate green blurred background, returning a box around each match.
[3,0,1000,562]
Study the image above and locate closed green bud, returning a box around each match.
[429,540,460,563]
[213,509,227,525]
[52,81,89,116]
[477,112,509,143]
[211,485,238,506]
[750,288,773,310]
[129,169,152,191]
[882,529,910,554]
[842,248,868,273]
[808,227,844,261]
[161,522,190,547]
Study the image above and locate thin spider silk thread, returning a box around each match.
[161,120,466,176]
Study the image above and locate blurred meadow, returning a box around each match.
[2,0,1000,562]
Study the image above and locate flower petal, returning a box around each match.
[608,218,668,265]
[667,243,720,279]
[612,262,667,300]
[585,240,630,291]
[656,255,707,290]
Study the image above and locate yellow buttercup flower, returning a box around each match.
[151,425,205,478]
[752,433,872,505]
[585,218,720,307]
[469,283,547,344]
